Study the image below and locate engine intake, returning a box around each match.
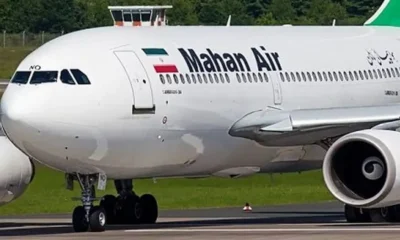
[323,130,400,208]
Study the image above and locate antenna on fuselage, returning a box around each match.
[226,15,231,27]
[332,19,336,26]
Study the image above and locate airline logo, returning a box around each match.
[142,48,179,73]
[178,46,283,73]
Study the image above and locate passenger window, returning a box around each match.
[263,72,269,82]
[11,71,31,84]
[237,73,241,83]
[396,68,400,77]
[214,73,219,84]
[60,69,76,85]
[377,69,382,78]
[296,72,301,82]
[301,72,307,82]
[349,71,354,81]
[289,72,295,82]
[359,71,364,80]
[344,72,349,81]
[354,71,359,81]
[173,74,179,84]
[219,73,225,83]
[180,74,185,84]
[197,74,202,84]
[317,72,322,81]
[167,74,172,84]
[364,70,368,80]
[207,73,213,84]
[242,73,247,83]
[339,72,344,81]
[307,72,312,82]
[312,72,317,82]
[191,74,196,84]
[247,73,252,83]
[285,72,290,82]
[160,75,165,84]
[328,72,333,81]
[186,74,191,84]
[333,72,338,81]
[382,69,387,78]
[225,73,230,83]
[392,68,397,78]
[203,73,208,84]
[70,69,90,85]
[373,69,378,79]
[258,73,263,82]
[30,71,58,84]
[323,72,328,81]
[280,72,285,82]
[368,70,373,79]
[253,73,258,83]
[387,68,392,78]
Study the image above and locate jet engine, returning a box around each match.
[0,135,34,206]
[323,129,400,209]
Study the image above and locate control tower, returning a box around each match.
[108,5,173,27]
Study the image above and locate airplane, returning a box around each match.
[1,0,400,233]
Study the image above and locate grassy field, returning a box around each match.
[0,47,34,79]
[0,165,334,216]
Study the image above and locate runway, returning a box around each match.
[0,201,399,239]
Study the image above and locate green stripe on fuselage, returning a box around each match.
[142,48,168,55]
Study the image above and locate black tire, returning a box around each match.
[344,205,370,223]
[89,206,106,232]
[137,194,158,224]
[100,195,117,224]
[370,207,396,222]
[116,194,140,224]
[72,206,89,232]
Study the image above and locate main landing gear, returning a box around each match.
[344,204,400,223]
[69,174,158,232]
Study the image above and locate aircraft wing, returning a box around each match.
[229,105,400,147]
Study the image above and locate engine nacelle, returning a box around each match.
[0,136,34,206]
[323,129,400,209]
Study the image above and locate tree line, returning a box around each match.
[0,0,384,33]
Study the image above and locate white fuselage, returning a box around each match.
[1,26,400,179]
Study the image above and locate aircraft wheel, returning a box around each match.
[72,206,89,232]
[89,206,107,232]
[344,204,370,222]
[137,194,158,224]
[100,195,117,224]
[116,194,140,224]
[369,207,395,222]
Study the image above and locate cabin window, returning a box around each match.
[363,70,368,80]
[186,74,191,84]
[214,73,219,83]
[173,74,179,84]
[111,10,123,22]
[289,72,294,82]
[166,74,172,84]
[70,69,91,85]
[202,73,208,84]
[353,71,359,80]
[253,73,258,83]
[60,69,75,85]
[123,12,132,22]
[237,73,241,83]
[382,69,387,78]
[30,71,58,84]
[225,73,230,83]
[180,74,185,84]
[348,71,353,81]
[338,72,344,81]
[316,72,322,81]
[207,73,213,84]
[373,70,378,79]
[285,72,290,82]
[391,68,396,78]
[387,68,391,78]
[322,72,327,81]
[368,70,373,79]
[359,71,364,80]
[159,75,165,84]
[11,71,31,84]
[333,72,338,81]
[327,72,333,81]
[280,72,285,82]
[258,73,263,82]
[311,72,316,82]
[191,74,196,84]
[197,74,203,84]
[395,68,400,77]
[306,72,311,82]
[219,73,225,83]
[246,73,251,83]
[242,73,247,83]
[344,72,349,81]
[263,72,269,82]
[377,69,382,78]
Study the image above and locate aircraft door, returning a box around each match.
[269,72,282,105]
[114,51,155,113]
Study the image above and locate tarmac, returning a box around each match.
[0,201,399,239]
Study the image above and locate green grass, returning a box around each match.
[0,165,334,216]
[0,47,34,79]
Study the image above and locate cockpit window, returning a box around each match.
[60,69,76,85]
[11,71,31,84]
[30,71,58,84]
[70,69,91,85]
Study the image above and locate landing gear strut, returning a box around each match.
[72,174,107,232]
